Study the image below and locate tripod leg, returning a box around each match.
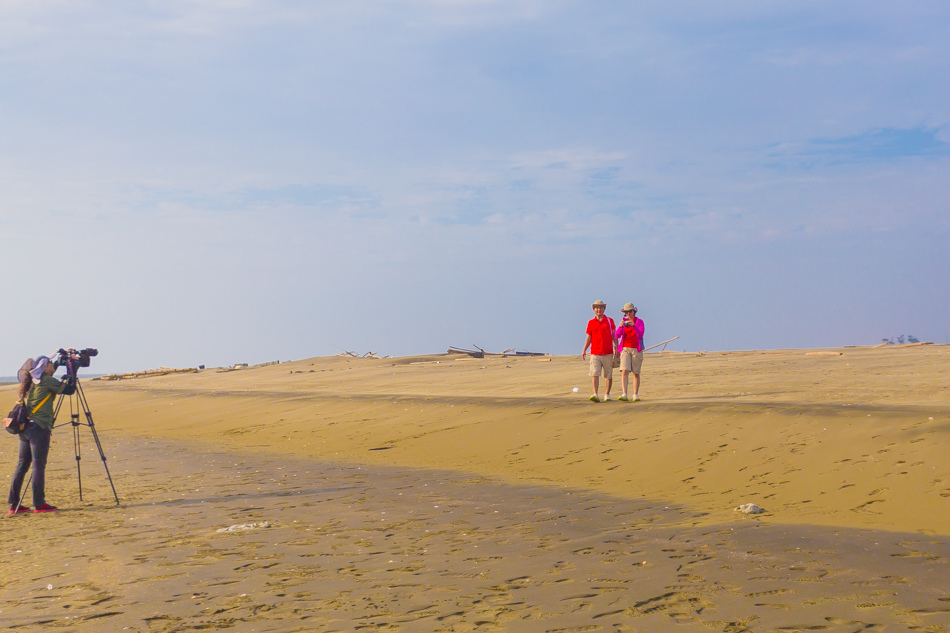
[73,421,83,502]
[14,470,33,514]
[53,390,84,501]
[76,382,120,505]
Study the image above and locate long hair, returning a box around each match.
[17,358,34,401]
[17,377,33,401]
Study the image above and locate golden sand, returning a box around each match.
[0,345,947,631]
[84,344,950,533]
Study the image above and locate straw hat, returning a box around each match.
[591,300,606,308]
[622,303,637,313]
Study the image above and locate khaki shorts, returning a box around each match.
[589,354,614,379]
[620,348,643,373]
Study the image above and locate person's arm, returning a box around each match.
[40,374,68,395]
[582,334,592,360]
[634,318,645,351]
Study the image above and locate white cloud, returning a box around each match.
[1,0,949,369]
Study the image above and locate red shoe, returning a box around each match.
[33,504,58,513]
[9,506,31,515]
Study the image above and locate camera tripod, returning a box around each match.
[52,376,120,505]
[15,376,120,510]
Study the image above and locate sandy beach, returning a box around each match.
[1,344,948,631]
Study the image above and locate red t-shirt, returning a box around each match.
[618,317,644,351]
[586,317,615,355]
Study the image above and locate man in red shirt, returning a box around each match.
[582,300,616,402]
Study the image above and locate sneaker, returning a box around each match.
[33,504,58,513]
[632,394,641,402]
[9,506,30,515]
[589,394,601,403]
[618,394,630,402]
[603,394,612,402]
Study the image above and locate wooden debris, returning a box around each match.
[874,341,933,349]
[93,367,199,381]
[805,351,842,356]
[643,336,679,353]
[448,345,550,358]
[447,346,485,359]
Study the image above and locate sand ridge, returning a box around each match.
[49,344,950,535]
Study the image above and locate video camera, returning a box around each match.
[53,348,98,379]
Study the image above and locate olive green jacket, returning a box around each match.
[25,375,67,431]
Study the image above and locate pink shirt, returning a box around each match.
[615,317,644,352]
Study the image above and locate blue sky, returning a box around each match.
[2,1,948,373]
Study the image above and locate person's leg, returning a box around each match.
[589,355,602,400]
[621,370,629,397]
[605,377,613,397]
[8,436,33,509]
[630,352,643,400]
[28,427,52,509]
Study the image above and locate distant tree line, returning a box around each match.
[881,335,919,344]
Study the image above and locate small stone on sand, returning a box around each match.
[217,522,271,533]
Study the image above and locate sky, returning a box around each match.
[1,0,948,374]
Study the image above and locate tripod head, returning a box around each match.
[53,348,98,381]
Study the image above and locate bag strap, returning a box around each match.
[31,393,53,415]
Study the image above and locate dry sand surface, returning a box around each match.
[1,345,948,631]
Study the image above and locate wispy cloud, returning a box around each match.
[807,126,950,162]
[769,126,950,168]
[2,1,950,368]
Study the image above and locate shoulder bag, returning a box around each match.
[4,392,53,435]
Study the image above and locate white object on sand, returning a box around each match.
[734,503,765,514]
[572,387,580,392]
[217,522,271,533]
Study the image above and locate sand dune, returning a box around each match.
[77,344,950,534]
[0,344,948,631]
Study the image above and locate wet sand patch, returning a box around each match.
[1,436,948,632]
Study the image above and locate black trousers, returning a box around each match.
[7,422,52,508]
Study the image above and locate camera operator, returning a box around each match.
[7,355,74,514]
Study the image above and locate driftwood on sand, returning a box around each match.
[447,346,550,359]
[643,336,679,352]
[447,346,486,359]
[93,367,199,381]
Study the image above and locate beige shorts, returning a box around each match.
[589,354,614,379]
[620,348,643,373]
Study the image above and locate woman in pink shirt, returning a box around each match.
[614,303,644,401]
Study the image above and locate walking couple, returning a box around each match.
[581,300,644,403]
